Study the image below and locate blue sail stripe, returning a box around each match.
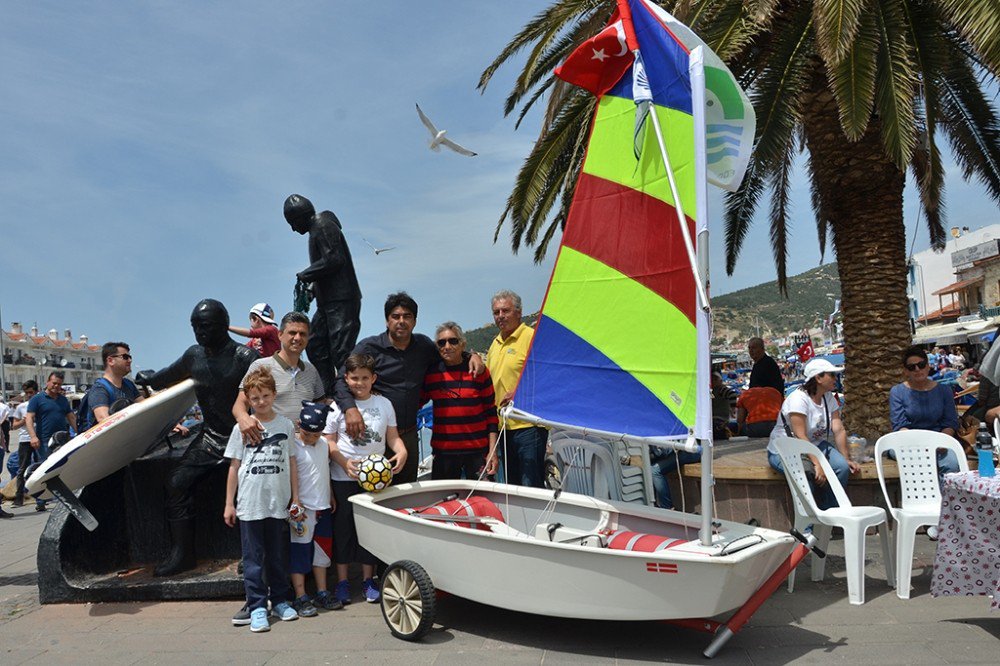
[514,316,688,438]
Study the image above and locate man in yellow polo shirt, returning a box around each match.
[486,290,547,487]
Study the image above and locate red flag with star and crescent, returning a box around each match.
[796,338,815,363]
[554,13,634,96]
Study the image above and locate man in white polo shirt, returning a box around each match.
[234,311,326,440]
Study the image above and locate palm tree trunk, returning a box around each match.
[803,85,911,443]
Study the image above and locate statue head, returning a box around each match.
[284,194,315,235]
[190,299,231,349]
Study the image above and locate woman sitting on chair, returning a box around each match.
[767,358,859,509]
[887,345,962,481]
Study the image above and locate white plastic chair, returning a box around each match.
[773,437,895,605]
[874,430,969,600]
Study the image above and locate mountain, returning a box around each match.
[461,263,841,351]
[711,262,841,344]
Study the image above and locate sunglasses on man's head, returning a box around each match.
[905,360,928,371]
[437,338,461,348]
[110,353,133,361]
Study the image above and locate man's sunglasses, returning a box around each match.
[110,353,133,361]
[904,360,928,371]
[436,338,461,348]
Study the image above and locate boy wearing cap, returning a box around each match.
[230,303,281,358]
[288,401,342,615]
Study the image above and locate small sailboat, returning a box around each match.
[351,1,816,656]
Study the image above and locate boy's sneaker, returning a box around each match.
[249,608,270,633]
[334,579,352,605]
[232,602,251,626]
[271,601,299,622]
[292,595,318,618]
[363,577,381,603]
[313,590,344,611]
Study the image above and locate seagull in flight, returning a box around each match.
[416,103,477,157]
[363,238,396,256]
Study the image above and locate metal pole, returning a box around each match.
[0,305,7,401]
[690,46,714,547]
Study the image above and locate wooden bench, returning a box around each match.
[668,438,900,530]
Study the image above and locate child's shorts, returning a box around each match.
[289,507,333,574]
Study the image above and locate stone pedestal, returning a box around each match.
[37,429,244,603]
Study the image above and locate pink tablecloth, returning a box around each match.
[931,471,1000,609]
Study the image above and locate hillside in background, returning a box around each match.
[711,263,841,344]
[460,263,841,350]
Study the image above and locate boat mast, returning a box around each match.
[690,46,714,547]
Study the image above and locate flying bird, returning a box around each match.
[416,103,477,157]
[363,238,396,255]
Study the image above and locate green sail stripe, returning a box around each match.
[543,247,698,427]
[582,95,696,219]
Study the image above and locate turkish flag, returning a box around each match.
[554,17,634,97]
[796,339,815,363]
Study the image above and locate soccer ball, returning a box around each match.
[357,453,393,492]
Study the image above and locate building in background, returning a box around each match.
[1,322,103,396]
[909,224,1000,324]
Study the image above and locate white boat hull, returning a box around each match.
[351,480,795,621]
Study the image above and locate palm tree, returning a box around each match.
[480,0,1000,440]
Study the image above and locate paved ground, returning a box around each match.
[1,502,997,665]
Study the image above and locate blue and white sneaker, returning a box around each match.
[363,577,381,603]
[334,579,352,605]
[249,608,270,633]
[271,601,299,622]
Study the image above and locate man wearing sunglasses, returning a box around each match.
[83,342,144,428]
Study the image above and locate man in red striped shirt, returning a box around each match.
[422,322,499,480]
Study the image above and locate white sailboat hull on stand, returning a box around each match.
[352,480,794,620]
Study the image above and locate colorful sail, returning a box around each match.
[511,0,707,440]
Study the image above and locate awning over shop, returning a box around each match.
[912,318,996,346]
[932,276,984,297]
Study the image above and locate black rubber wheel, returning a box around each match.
[380,559,436,641]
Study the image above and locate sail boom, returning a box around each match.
[505,407,700,452]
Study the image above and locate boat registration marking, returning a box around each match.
[645,562,678,574]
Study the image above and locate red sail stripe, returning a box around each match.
[561,173,697,324]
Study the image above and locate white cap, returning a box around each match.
[803,358,844,380]
[249,303,276,325]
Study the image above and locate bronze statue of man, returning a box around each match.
[135,299,259,576]
[284,194,362,396]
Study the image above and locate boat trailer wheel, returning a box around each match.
[381,560,436,641]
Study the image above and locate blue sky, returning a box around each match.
[1,1,997,370]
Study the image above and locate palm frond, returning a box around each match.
[937,58,1000,204]
[723,159,767,274]
[479,0,611,93]
[746,2,815,166]
[936,0,1000,73]
[504,9,610,117]
[871,0,918,167]
[768,146,794,294]
[812,0,869,65]
[823,3,879,139]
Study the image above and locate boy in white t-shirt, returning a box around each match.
[224,367,301,633]
[323,353,407,605]
[288,401,342,616]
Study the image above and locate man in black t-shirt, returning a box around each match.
[748,337,785,396]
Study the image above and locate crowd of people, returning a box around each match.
[0,289,548,633]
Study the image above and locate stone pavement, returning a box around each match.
[1,504,998,665]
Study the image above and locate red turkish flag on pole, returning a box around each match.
[796,339,815,363]
[554,15,634,97]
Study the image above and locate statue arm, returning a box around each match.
[297,225,346,283]
[140,349,195,389]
